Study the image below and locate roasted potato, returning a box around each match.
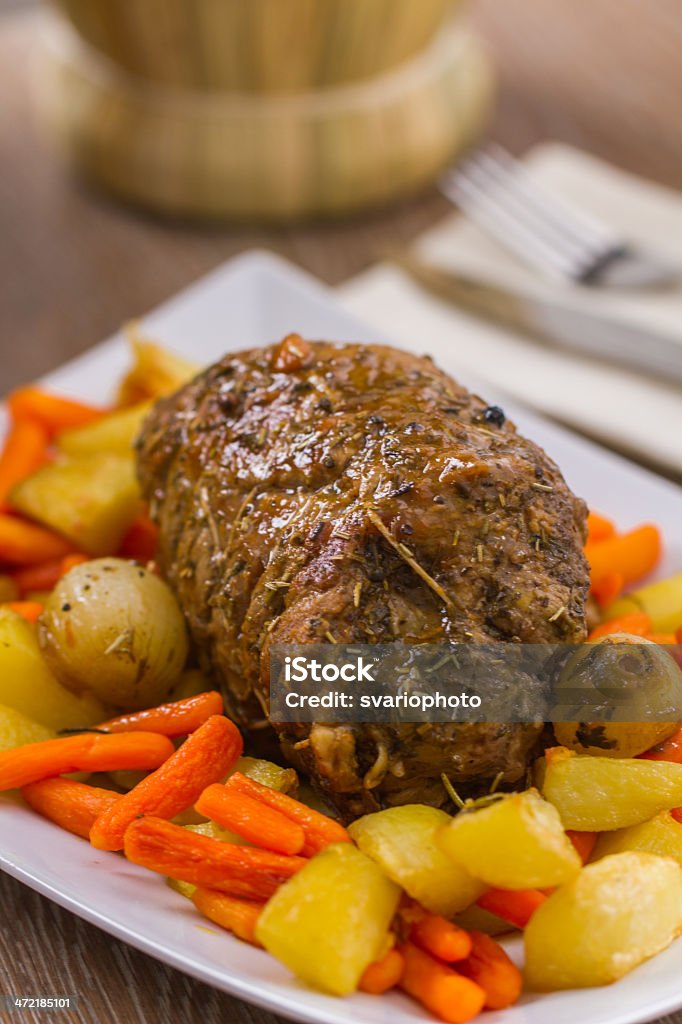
[57,401,153,458]
[39,558,188,709]
[166,877,196,900]
[552,634,682,757]
[256,843,400,996]
[592,811,682,867]
[117,333,199,407]
[436,789,581,889]
[0,608,107,729]
[541,746,682,830]
[10,454,140,556]
[349,804,483,916]
[234,756,298,795]
[525,852,682,990]
[605,571,682,634]
[0,703,55,752]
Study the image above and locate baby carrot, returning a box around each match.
[456,931,522,1011]
[90,715,243,851]
[21,777,120,838]
[476,888,546,928]
[411,913,472,963]
[224,772,349,855]
[0,514,72,565]
[586,524,661,591]
[359,947,405,995]
[7,387,105,436]
[590,570,625,608]
[640,726,682,763]
[124,817,305,900]
[586,511,615,544]
[588,611,652,641]
[398,941,485,1024]
[117,514,159,562]
[565,830,597,864]
[191,887,264,946]
[195,783,305,856]
[97,692,224,737]
[0,418,49,510]
[4,600,43,624]
[11,553,88,597]
[0,732,174,790]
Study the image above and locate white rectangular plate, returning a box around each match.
[1,250,681,1024]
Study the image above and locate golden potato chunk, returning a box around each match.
[0,703,55,752]
[525,852,682,990]
[256,843,400,996]
[11,455,140,556]
[437,789,581,889]
[0,608,107,730]
[541,747,682,830]
[349,804,483,916]
[593,811,682,867]
[58,401,153,458]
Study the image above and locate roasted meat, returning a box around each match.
[137,336,589,819]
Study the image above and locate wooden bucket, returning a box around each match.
[53,0,461,93]
[39,13,494,222]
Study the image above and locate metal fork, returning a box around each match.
[439,144,680,289]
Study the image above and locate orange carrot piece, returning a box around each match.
[0,731,174,791]
[11,552,88,597]
[640,726,682,763]
[586,524,661,591]
[90,715,243,851]
[224,771,349,856]
[398,941,485,1024]
[586,511,615,544]
[97,692,224,737]
[0,418,49,510]
[588,611,652,641]
[8,387,105,437]
[476,888,546,928]
[590,570,625,608]
[0,514,72,565]
[411,913,472,963]
[21,777,120,838]
[124,817,305,900]
[191,887,264,946]
[648,633,678,645]
[118,514,159,562]
[456,931,522,1011]
[581,509,614,544]
[195,783,305,856]
[4,600,43,624]
[671,808,682,825]
[566,830,597,864]
[359,947,405,995]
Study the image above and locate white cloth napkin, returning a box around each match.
[337,143,682,476]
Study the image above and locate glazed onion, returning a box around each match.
[38,557,189,710]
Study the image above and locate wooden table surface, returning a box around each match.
[2,1,682,1022]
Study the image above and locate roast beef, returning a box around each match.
[137,336,589,819]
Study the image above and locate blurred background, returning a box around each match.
[2,0,682,394]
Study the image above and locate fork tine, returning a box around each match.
[453,154,597,264]
[440,167,581,279]
[484,145,619,250]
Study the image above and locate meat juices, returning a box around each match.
[137,336,589,820]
